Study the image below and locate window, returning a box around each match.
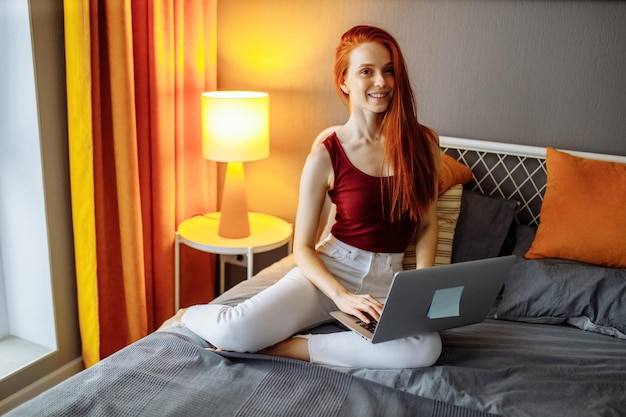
[0,0,81,412]
[0,0,57,378]
[0,252,8,338]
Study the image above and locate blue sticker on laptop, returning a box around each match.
[427,286,464,319]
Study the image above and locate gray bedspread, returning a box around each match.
[348,319,626,417]
[7,329,497,417]
[10,255,625,417]
[206,255,626,417]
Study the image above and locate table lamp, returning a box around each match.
[201,91,270,239]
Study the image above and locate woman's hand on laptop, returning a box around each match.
[334,292,383,323]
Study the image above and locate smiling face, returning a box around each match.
[341,42,395,116]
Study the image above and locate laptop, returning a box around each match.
[330,255,516,344]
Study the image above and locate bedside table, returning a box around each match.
[174,212,293,310]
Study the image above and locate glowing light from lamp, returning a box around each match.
[201,91,270,238]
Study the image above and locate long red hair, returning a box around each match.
[334,25,438,222]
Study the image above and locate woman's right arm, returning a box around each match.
[293,144,383,322]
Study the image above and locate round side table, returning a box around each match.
[174,212,293,310]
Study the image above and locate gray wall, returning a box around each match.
[399,0,626,154]
[218,0,626,223]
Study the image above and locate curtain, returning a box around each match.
[64,0,218,367]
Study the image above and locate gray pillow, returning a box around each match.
[512,224,537,257]
[495,258,626,339]
[451,190,519,263]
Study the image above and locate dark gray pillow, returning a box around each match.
[451,190,519,263]
[495,258,626,339]
[512,224,537,257]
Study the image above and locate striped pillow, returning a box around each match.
[402,184,463,269]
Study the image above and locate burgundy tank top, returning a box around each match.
[323,133,417,253]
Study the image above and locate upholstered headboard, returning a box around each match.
[440,136,626,227]
[440,137,547,226]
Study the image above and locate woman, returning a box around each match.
[164,25,442,368]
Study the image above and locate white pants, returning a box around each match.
[182,236,441,369]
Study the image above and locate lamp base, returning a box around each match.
[218,162,250,238]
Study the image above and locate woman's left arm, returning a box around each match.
[413,199,438,269]
[413,135,441,269]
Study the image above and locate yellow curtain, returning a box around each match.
[64,0,218,367]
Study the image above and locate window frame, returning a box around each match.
[0,0,82,412]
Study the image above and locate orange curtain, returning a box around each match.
[64,0,218,367]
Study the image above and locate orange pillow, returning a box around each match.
[526,147,626,268]
[439,152,472,194]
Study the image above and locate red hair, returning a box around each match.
[334,25,438,222]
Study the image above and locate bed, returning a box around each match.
[7,132,626,417]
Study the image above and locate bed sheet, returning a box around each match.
[213,255,626,417]
[347,319,626,417]
[11,255,624,417]
[6,328,498,417]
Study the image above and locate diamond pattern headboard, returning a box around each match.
[441,143,547,226]
[440,136,626,227]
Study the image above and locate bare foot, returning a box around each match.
[157,308,187,331]
[205,347,225,352]
[258,337,310,362]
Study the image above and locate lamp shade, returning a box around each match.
[201,91,270,162]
